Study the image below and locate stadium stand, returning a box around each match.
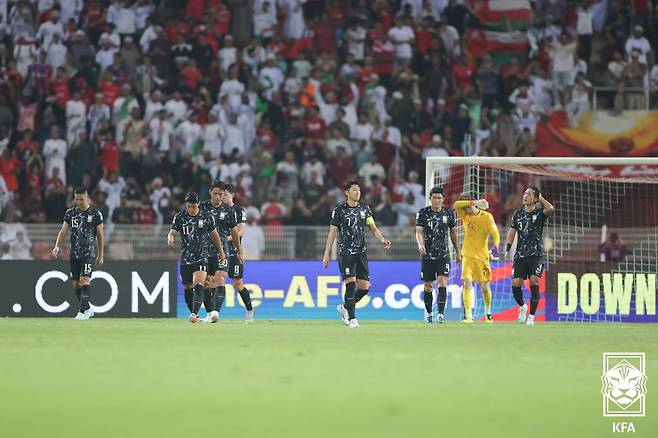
[0,0,653,242]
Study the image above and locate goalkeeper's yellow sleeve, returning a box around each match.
[454,200,474,210]
[488,214,500,247]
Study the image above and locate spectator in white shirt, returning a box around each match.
[115,0,137,36]
[36,10,65,48]
[259,54,284,100]
[220,65,246,112]
[149,109,174,154]
[438,18,460,57]
[387,17,415,65]
[66,90,87,145]
[301,155,326,186]
[253,1,277,41]
[346,22,367,61]
[548,33,577,108]
[98,171,126,218]
[566,72,592,128]
[224,113,247,158]
[46,33,67,69]
[164,92,188,126]
[95,37,118,70]
[242,217,265,260]
[358,155,386,188]
[513,108,538,135]
[576,1,593,61]
[351,112,374,148]
[219,34,238,74]
[175,112,202,158]
[625,25,651,65]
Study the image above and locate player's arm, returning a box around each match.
[454,199,489,211]
[504,228,516,260]
[415,225,426,256]
[488,214,501,258]
[210,228,226,260]
[167,229,177,247]
[538,193,555,216]
[230,227,244,263]
[95,223,104,267]
[52,222,69,258]
[367,218,392,249]
[322,225,338,268]
[450,227,461,264]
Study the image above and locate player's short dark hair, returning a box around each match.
[185,192,200,204]
[74,186,87,195]
[429,186,444,197]
[224,183,235,194]
[526,186,541,198]
[210,179,225,191]
[344,180,360,191]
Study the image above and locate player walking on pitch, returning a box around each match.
[322,180,392,328]
[453,196,500,323]
[199,180,244,323]
[168,192,226,323]
[218,183,251,321]
[52,187,105,320]
[504,187,554,326]
[415,186,461,323]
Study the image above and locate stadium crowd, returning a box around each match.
[0,0,650,230]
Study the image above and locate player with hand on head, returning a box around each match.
[219,183,250,321]
[322,180,392,328]
[453,196,500,323]
[52,187,105,320]
[415,186,460,324]
[504,186,554,326]
[168,192,225,323]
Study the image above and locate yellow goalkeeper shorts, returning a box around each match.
[461,257,492,283]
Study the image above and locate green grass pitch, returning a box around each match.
[0,319,655,438]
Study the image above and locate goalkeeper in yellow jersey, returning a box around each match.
[454,197,500,323]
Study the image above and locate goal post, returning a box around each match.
[425,156,658,323]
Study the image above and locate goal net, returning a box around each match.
[425,157,658,323]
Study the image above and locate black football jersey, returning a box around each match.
[64,206,104,259]
[330,202,373,256]
[171,209,217,264]
[416,206,456,260]
[227,205,247,257]
[200,200,226,258]
[511,206,548,260]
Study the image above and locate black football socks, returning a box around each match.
[530,285,540,315]
[238,288,253,311]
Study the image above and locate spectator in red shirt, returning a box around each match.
[303,106,326,140]
[180,59,203,92]
[82,0,107,42]
[53,67,70,108]
[329,146,353,186]
[133,195,157,224]
[0,149,20,195]
[100,71,121,107]
[260,190,287,226]
[314,15,337,54]
[15,129,40,162]
[101,131,120,174]
[186,0,206,19]
[451,56,474,95]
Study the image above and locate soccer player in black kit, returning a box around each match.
[168,192,226,323]
[52,187,105,320]
[415,186,461,324]
[504,186,554,326]
[322,180,392,328]
[220,183,252,321]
